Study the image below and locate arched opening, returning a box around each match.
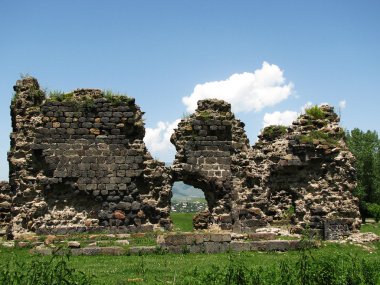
[170,181,207,231]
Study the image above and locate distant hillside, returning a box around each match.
[164,163,205,201]
[172,181,205,201]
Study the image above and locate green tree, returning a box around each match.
[346,128,380,222]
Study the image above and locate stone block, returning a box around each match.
[248,232,277,240]
[71,246,125,256]
[229,241,251,252]
[161,234,187,246]
[204,242,221,254]
[129,246,157,255]
[189,244,204,253]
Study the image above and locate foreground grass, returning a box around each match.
[1,242,380,284]
[1,222,379,284]
[361,221,380,236]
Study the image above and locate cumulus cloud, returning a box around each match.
[301,101,313,113]
[262,111,298,127]
[182,61,294,113]
[339,100,346,109]
[144,119,181,162]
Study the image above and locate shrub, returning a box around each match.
[305,105,325,120]
[368,203,380,222]
[298,130,339,146]
[262,125,287,140]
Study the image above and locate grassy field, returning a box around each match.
[170,212,195,232]
[1,242,380,284]
[1,222,379,284]
[361,221,380,236]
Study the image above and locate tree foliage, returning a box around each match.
[346,128,380,221]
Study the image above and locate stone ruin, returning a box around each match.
[0,77,361,239]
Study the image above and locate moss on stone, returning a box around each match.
[197,110,212,121]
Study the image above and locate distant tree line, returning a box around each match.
[346,128,380,222]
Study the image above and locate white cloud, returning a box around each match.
[262,111,298,127]
[339,100,346,109]
[182,61,294,113]
[300,101,313,113]
[144,119,181,162]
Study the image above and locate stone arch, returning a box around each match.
[170,99,251,230]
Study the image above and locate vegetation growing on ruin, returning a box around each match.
[262,125,288,140]
[298,130,343,146]
[29,87,46,105]
[48,91,97,113]
[48,91,74,102]
[197,110,212,121]
[103,90,133,106]
[305,105,325,120]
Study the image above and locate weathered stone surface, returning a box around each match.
[229,241,251,252]
[6,77,172,237]
[250,240,305,251]
[347,232,380,244]
[128,246,157,255]
[115,239,130,246]
[171,99,360,233]
[0,182,11,237]
[71,246,125,256]
[248,232,277,240]
[67,241,81,248]
[1,78,360,239]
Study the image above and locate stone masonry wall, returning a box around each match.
[2,77,361,239]
[171,99,361,234]
[0,182,11,237]
[7,77,171,238]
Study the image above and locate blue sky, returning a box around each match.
[0,1,379,180]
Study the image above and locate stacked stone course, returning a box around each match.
[171,99,361,236]
[7,77,171,237]
[0,77,361,240]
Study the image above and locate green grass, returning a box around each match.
[1,242,380,284]
[305,105,325,120]
[171,212,195,232]
[298,130,340,146]
[262,125,287,140]
[1,223,379,284]
[361,221,380,236]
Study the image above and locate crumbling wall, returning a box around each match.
[171,99,361,234]
[0,182,11,237]
[4,78,360,238]
[250,105,360,235]
[8,77,171,237]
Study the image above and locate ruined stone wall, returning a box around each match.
[171,99,361,234]
[2,77,360,238]
[0,182,11,237]
[7,77,171,237]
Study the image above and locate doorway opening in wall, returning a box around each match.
[170,181,207,232]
